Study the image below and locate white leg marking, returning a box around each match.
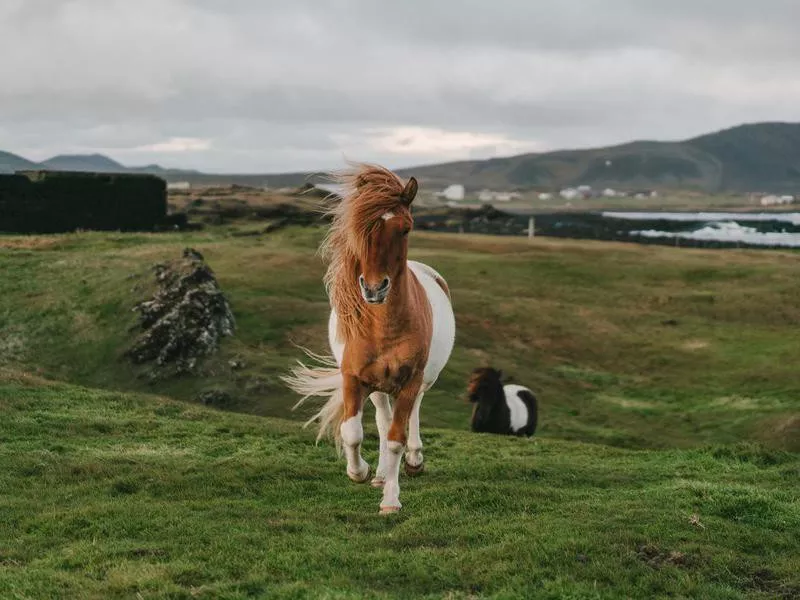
[370,392,392,487]
[340,412,369,483]
[380,440,405,513]
[405,392,425,473]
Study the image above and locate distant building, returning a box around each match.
[446,200,481,209]
[538,192,553,201]
[559,188,581,200]
[476,189,520,202]
[439,184,465,201]
[167,181,191,191]
[602,188,618,197]
[477,189,493,202]
[760,194,793,206]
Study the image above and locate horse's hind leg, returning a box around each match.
[404,392,425,476]
[369,392,392,488]
[341,375,370,483]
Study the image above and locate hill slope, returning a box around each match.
[0,150,40,173]
[0,228,798,598]
[397,122,800,193]
[0,228,797,450]
[41,153,127,173]
[1,374,797,599]
[689,122,800,191]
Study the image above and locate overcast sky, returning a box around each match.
[2,0,800,173]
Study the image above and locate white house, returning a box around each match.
[476,189,521,202]
[760,194,793,206]
[167,181,191,191]
[538,192,553,201]
[477,189,494,202]
[602,188,618,197]
[560,188,581,200]
[441,184,465,201]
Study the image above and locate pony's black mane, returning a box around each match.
[468,367,511,434]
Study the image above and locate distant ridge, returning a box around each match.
[393,122,800,193]
[3,121,800,191]
[0,150,40,173]
[41,154,127,173]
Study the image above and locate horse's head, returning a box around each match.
[358,176,418,305]
[467,367,504,403]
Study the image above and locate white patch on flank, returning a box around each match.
[503,384,530,432]
[381,211,396,221]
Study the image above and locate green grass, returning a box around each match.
[0,227,797,450]
[1,375,798,599]
[0,226,798,598]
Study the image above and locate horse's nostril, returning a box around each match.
[379,277,390,291]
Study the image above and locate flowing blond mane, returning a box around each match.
[320,163,410,341]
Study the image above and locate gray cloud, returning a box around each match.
[2,0,799,172]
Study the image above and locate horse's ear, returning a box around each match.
[401,177,418,206]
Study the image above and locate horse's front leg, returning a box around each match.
[380,378,423,514]
[369,392,392,488]
[341,375,370,483]
[404,391,425,475]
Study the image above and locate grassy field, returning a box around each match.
[0,226,798,598]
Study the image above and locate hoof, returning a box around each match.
[370,477,385,488]
[404,460,424,476]
[347,464,371,484]
[379,505,401,515]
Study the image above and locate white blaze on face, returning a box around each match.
[381,211,396,221]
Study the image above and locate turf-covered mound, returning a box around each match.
[0,170,167,233]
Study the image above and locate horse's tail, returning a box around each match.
[281,348,345,453]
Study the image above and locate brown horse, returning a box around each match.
[283,163,455,513]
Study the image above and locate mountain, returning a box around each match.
[0,150,40,173]
[688,122,800,191]
[2,122,799,191]
[394,122,800,193]
[41,154,127,173]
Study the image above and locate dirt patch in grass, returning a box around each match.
[636,544,694,569]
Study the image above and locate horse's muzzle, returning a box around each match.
[359,275,391,304]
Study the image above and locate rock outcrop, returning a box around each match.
[127,248,235,378]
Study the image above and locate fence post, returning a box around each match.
[528,216,535,240]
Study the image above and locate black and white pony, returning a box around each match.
[467,367,538,437]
